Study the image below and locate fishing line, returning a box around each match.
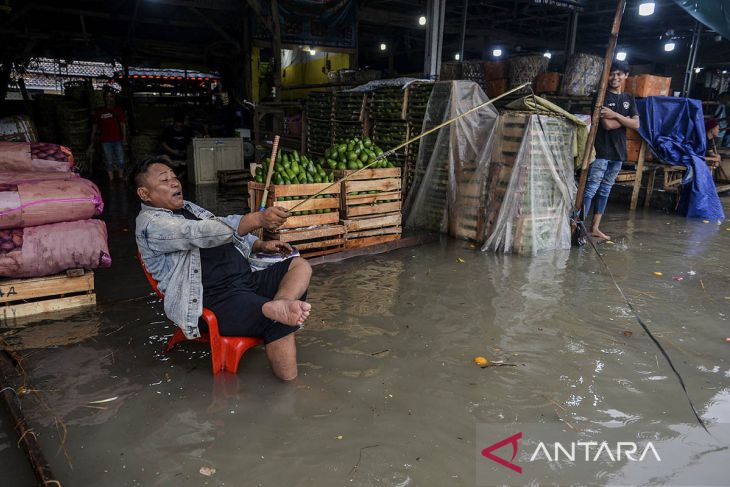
[529,94,708,433]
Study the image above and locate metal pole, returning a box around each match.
[683,20,701,97]
[458,0,468,61]
[424,0,445,79]
[568,11,578,56]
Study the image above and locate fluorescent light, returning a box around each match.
[664,41,675,52]
[639,2,655,16]
[309,49,316,56]
[418,16,426,26]
[694,67,702,74]
[380,43,387,51]
[455,53,460,61]
[616,51,627,61]
[723,70,728,74]
[493,48,502,57]
[543,51,552,59]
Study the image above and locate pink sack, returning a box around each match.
[0,178,103,229]
[0,141,75,172]
[0,171,80,184]
[0,220,111,278]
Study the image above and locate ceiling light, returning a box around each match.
[616,51,627,61]
[492,48,502,57]
[455,53,460,61]
[639,2,655,16]
[380,43,387,51]
[309,49,316,56]
[723,70,728,75]
[694,67,702,74]
[418,16,426,26]
[664,41,675,52]
[543,51,552,59]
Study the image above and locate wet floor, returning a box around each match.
[1,183,729,486]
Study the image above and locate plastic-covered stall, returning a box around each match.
[403,81,499,240]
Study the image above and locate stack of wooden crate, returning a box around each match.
[483,112,575,254]
[333,91,370,142]
[336,168,402,249]
[248,181,344,258]
[404,82,434,198]
[370,86,408,169]
[305,92,333,156]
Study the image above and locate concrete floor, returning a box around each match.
[1,182,729,486]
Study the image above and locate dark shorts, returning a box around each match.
[200,259,304,344]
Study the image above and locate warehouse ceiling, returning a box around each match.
[0,0,728,72]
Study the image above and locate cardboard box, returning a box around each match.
[487,78,508,98]
[536,72,561,94]
[626,138,641,161]
[624,75,672,97]
[485,61,508,81]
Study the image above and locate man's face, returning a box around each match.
[608,70,628,89]
[136,164,184,210]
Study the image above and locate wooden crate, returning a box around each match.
[536,72,562,94]
[265,225,345,258]
[341,212,401,249]
[335,168,402,218]
[218,169,250,187]
[0,270,95,322]
[624,75,672,97]
[248,181,340,229]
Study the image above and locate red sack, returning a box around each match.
[0,220,111,278]
[0,141,75,172]
[0,178,102,229]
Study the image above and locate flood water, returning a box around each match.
[1,185,729,486]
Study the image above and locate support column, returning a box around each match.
[424,0,445,79]
[458,0,468,61]
[271,0,282,101]
[682,20,701,97]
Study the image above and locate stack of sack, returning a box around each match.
[0,141,111,278]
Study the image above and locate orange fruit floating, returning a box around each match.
[474,356,489,366]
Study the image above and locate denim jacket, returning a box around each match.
[136,201,258,339]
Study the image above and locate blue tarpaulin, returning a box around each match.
[636,96,725,221]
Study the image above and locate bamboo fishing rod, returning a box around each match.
[286,82,531,212]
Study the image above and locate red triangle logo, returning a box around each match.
[481,432,523,474]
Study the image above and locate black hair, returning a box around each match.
[610,60,630,74]
[132,156,173,188]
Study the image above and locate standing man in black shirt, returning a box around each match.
[160,109,195,173]
[584,61,640,240]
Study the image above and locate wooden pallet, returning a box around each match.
[335,168,402,218]
[265,225,345,258]
[0,269,95,322]
[341,212,402,249]
[218,169,250,187]
[248,181,340,229]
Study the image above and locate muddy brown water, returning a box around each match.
[1,186,729,486]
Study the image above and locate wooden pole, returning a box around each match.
[574,0,627,216]
[259,135,280,211]
[0,351,57,485]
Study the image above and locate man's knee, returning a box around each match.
[289,256,312,276]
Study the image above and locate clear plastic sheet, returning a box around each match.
[482,114,577,255]
[403,81,498,238]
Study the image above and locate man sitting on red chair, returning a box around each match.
[133,157,312,380]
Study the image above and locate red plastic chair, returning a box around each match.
[137,251,263,375]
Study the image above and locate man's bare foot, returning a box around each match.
[262,299,312,326]
[590,228,611,240]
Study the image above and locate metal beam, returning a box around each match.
[683,20,702,96]
[188,6,240,49]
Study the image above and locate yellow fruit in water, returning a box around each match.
[653,272,663,276]
[474,356,489,366]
